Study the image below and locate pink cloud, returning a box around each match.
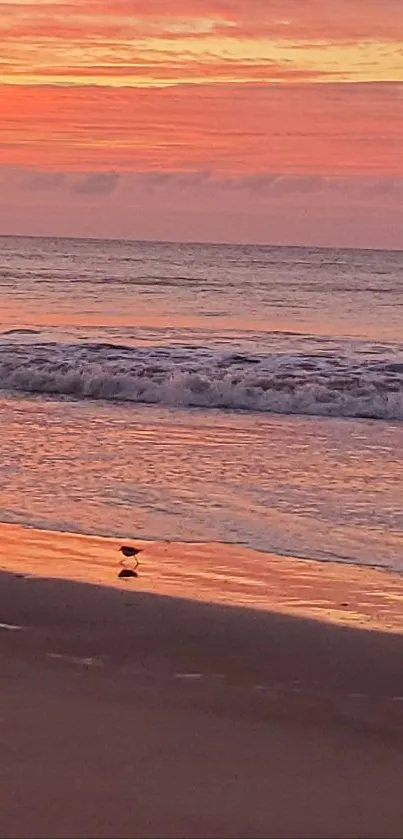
[1,82,403,177]
[1,165,403,248]
[3,0,403,43]
[1,1,402,246]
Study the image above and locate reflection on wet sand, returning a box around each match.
[1,522,402,633]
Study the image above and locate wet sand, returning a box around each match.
[1,525,403,837]
[1,522,403,631]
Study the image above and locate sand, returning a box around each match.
[1,521,403,631]
[1,524,403,838]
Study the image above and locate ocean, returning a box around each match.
[0,235,402,574]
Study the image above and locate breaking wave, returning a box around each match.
[0,340,403,421]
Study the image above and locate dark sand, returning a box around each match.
[1,568,403,839]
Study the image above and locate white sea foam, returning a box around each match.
[0,341,402,421]
[0,622,23,631]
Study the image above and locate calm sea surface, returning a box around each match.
[0,236,402,572]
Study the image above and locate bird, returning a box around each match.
[118,545,142,575]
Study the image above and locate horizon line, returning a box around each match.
[1,232,402,254]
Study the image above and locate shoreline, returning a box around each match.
[1,521,402,633]
[1,521,403,729]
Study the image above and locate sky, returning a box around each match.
[1,0,403,247]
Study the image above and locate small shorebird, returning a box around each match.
[118,545,142,578]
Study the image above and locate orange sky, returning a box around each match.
[1,0,403,246]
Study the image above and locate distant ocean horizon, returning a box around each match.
[2,232,403,253]
[0,234,402,576]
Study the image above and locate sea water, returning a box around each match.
[0,236,402,572]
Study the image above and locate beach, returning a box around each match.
[0,238,402,837]
[1,525,403,838]
[2,1,403,834]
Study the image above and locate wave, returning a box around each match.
[2,328,42,336]
[0,340,402,421]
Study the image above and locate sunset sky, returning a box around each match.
[1,0,403,247]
